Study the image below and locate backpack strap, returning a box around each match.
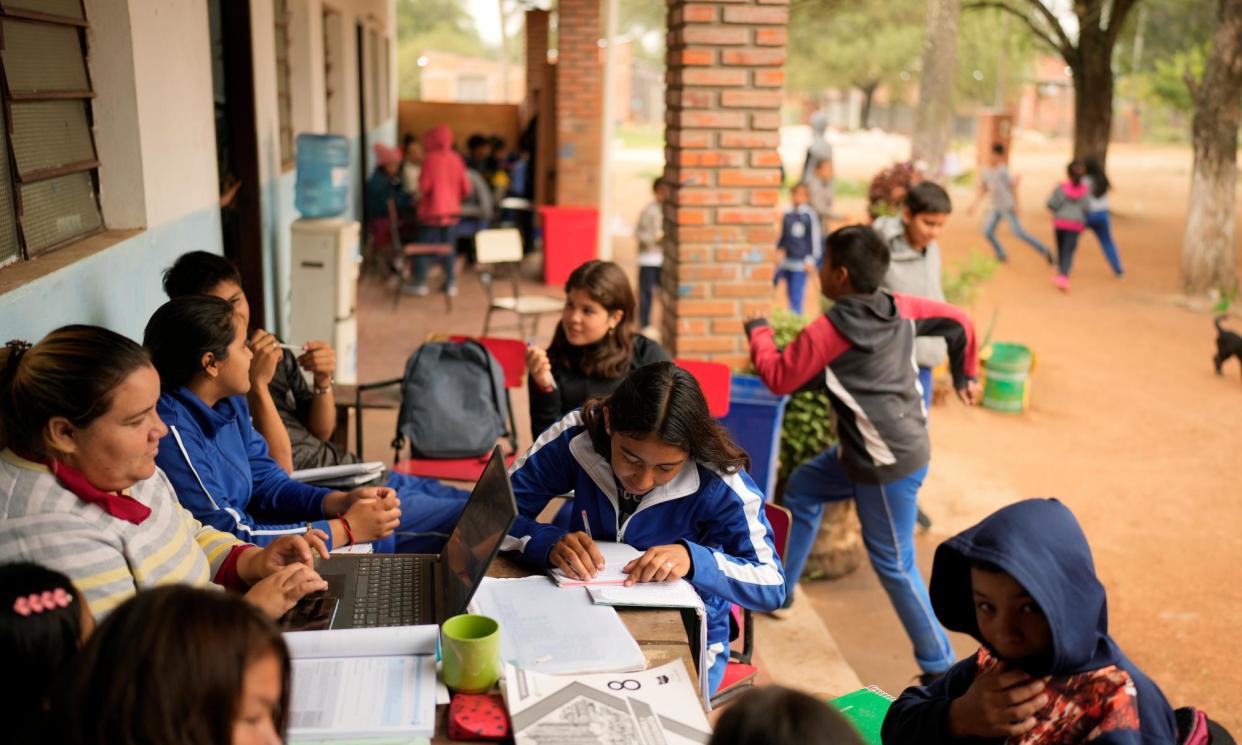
[463,339,509,450]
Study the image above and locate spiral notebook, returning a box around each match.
[830,686,894,745]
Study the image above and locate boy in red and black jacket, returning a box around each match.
[746,225,981,683]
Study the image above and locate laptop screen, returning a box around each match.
[438,446,518,619]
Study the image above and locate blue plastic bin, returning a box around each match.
[719,374,789,502]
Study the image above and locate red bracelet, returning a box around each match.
[337,514,355,546]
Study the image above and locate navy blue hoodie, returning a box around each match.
[882,499,1176,744]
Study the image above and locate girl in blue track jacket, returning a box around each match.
[506,361,786,693]
[144,297,402,551]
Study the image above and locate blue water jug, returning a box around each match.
[295,133,351,218]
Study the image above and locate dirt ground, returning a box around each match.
[354,134,1242,729]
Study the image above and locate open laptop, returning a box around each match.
[280,446,517,630]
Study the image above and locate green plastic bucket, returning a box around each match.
[982,342,1034,413]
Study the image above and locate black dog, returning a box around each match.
[1215,315,1242,381]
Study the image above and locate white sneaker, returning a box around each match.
[402,283,430,297]
[445,284,459,297]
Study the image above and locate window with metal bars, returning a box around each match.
[274,0,294,167]
[0,0,103,268]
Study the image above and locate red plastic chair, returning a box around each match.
[712,502,793,705]
[675,358,731,417]
[389,336,527,483]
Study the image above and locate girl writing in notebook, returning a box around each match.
[506,361,786,693]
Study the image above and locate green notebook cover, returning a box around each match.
[830,686,894,745]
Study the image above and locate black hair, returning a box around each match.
[1067,159,1085,184]
[708,686,864,745]
[991,142,1006,156]
[0,563,85,744]
[143,296,238,391]
[467,134,488,151]
[827,225,890,294]
[162,251,241,299]
[582,361,749,474]
[652,177,668,192]
[489,136,506,150]
[906,181,952,216]
[62,585,291,745]
[402,132,416,148]
[1082,155,1110,197]
[0,327,152,457]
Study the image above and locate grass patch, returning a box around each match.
[616,123,665,150]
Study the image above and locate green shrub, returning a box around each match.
[942,250,999,308]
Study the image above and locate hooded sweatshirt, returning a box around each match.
[418,124,472,226]
[875,215,948,369]
[882,499,1177,744]
[747,291,977,484]
[1047,180,1089,232]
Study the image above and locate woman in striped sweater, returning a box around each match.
[0,326,328,619]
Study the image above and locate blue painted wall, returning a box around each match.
[0,207,223,343]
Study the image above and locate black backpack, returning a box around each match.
[392,339,511,459]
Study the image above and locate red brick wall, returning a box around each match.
[555,0,602,207]
[663,0,788,367]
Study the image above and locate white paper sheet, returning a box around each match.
[505,661,711,745]
[587,579,705,610]
[291,461,386,483]
[283,625,438,659]
[288,654,436,740]
[470,576,645,675]
[549,541,643,586]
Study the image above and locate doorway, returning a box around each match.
[209,0,265,325]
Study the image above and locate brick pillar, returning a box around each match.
[554,0,603,207]
[662,0,788,367]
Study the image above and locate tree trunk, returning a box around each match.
[858,83,878,129]
[911,0,960,179]
[1070,25,1115,165]
[1182,0,1242,295]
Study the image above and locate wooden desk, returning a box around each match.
[430,557,699,743]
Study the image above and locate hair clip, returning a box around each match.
[12,588,72,617]
[3,339,31,374]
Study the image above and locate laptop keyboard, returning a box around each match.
[351,555,423,627]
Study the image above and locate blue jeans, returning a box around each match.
[917,366,933,419]
[1086,211,1124,276]
[412,224,457,288]
[781,448,955,673]
[638,265,661,328]
[385,471,469,553]
[1055,228,1083,277]
[984,209,1051,262]
[775,267,809,314]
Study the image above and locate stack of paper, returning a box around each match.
[291,462,386,488]
[505,661,711,745]
[284,626,438,741]
[470,576,646,675]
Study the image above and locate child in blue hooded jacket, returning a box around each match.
[882,499,1177,744]
[505,361,785,694]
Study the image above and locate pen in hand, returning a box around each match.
[581,509,592,540]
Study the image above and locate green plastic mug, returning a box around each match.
[441,613,501,693]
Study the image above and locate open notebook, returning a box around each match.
[549,541,643,587]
